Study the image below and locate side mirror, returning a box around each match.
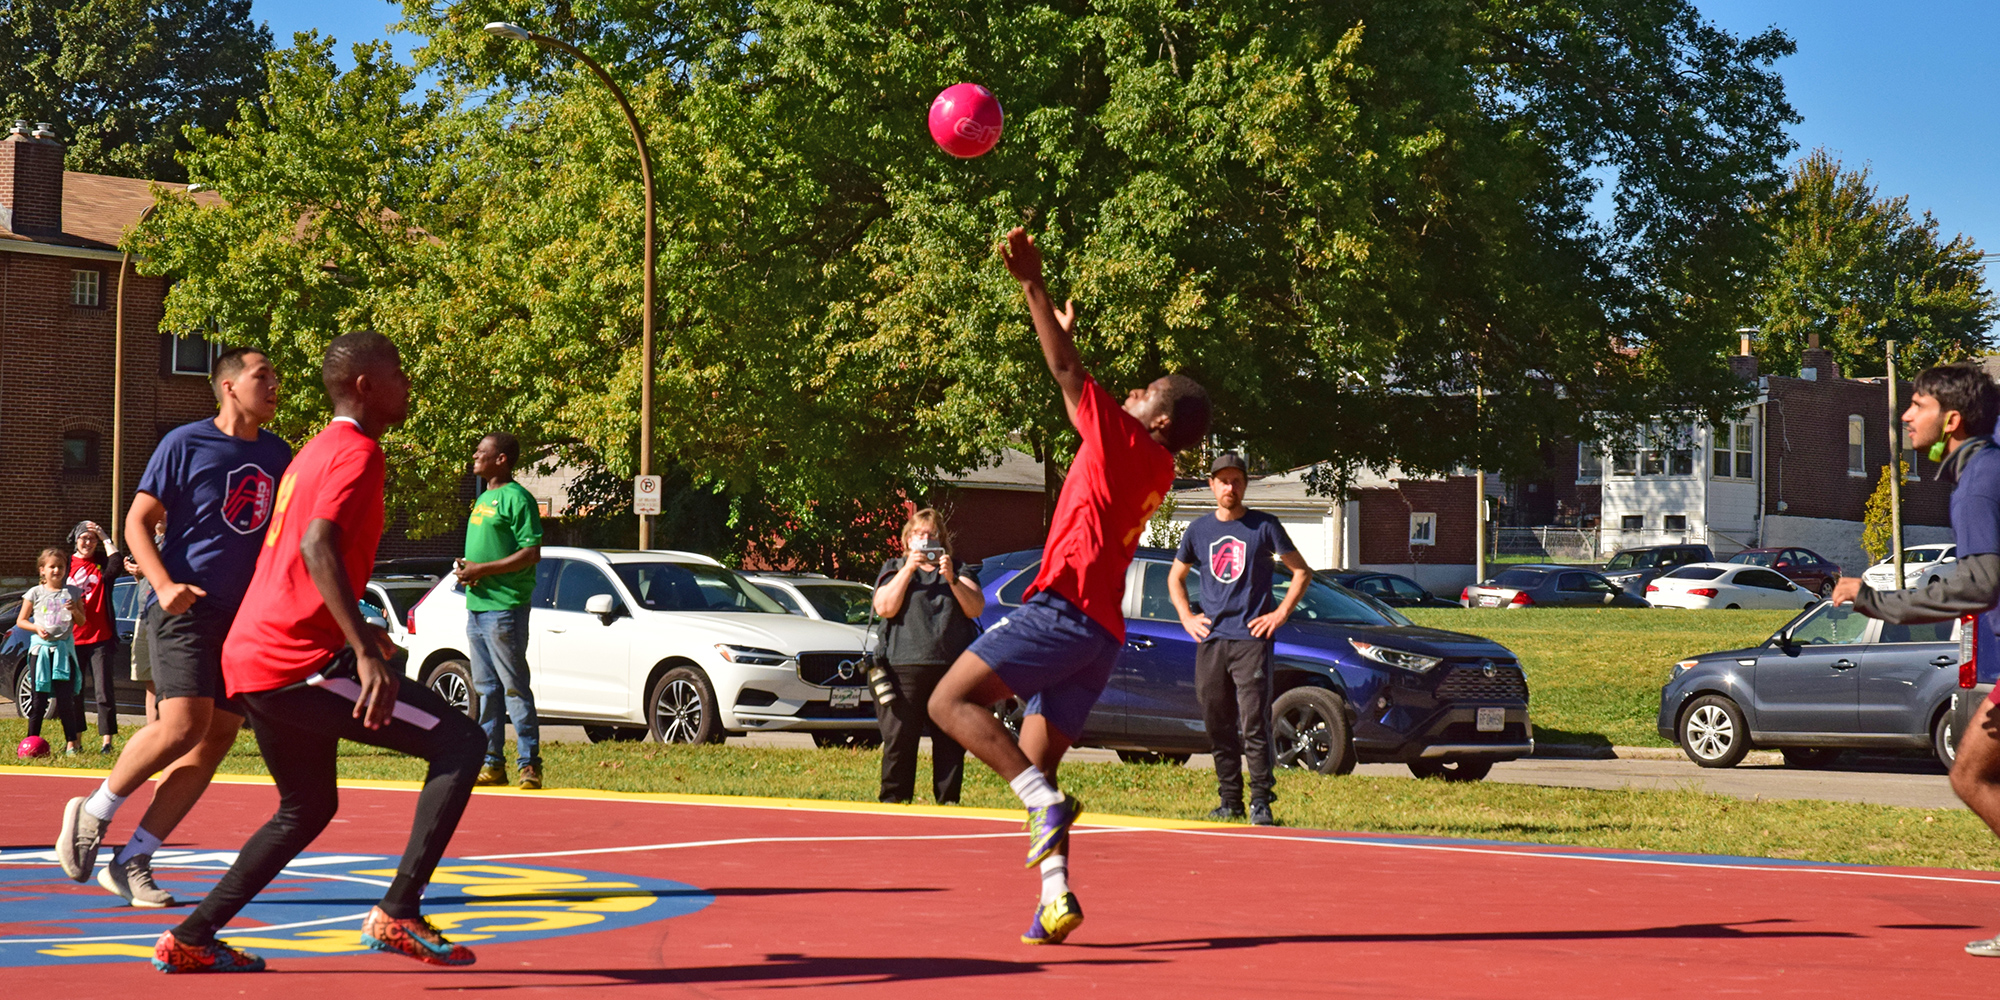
[584,593,620,619]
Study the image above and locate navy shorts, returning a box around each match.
[966,591,1121,741]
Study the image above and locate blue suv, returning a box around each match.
[972,548,1535,781]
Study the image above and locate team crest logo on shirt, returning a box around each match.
[221,464,277,535]
[1208,536,1247,584]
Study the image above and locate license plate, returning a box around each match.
[829,687,864,709]
[1478,596,1501,607]
[1476,707,1505,732]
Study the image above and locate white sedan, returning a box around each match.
[1644,562,1818,610]
[1861,544,1957,590]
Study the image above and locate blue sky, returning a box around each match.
[253,1,2000,250]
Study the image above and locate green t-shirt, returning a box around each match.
[464,481,543,611]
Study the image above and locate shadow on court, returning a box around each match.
[1072,918,1860,951]
[315,953,1164,987]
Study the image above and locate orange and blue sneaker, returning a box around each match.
[1024,794,1081,867]
[1021,892,1085,945]
[151,930,265,973]
[361,906,477,966]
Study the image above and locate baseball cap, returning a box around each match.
[1210,452,1248,476]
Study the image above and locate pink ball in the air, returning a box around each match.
[928,83,1005,158]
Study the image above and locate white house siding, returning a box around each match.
[1760,514,1953,575]
[1705,479,1759,555]
[1600,475,1706,554]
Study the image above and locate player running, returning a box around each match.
[151,332,486,974]
[56,348,289,906]
[1831,362,2000,957]
[929,227,1211,946]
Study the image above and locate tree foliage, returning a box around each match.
[0,0,269,180]
[1861,459,1908,563]
[1748,150,1995,379]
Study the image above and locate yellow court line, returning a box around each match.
[0,764,1236,832]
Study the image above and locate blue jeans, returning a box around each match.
[467,607,539,768]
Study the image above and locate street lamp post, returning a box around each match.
[111,200,166,550]
[486,21,658,548]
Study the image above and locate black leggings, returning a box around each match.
[77,640,116,737]
[174,676,485,944]
[26,684,84,743]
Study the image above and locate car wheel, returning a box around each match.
[582,725,647,744]
[424,658,478,721]
[812,730,884,749]
[12,661,30,720]
[1780,747,1841,769]
[1115,750,1193,765]
[1679,694,1750,767]
[648,666,725,744]
[1725,604,1740,610]
[1818,580,1834,598]
[1935,709,1959,771]
[1408,758,1494,782]
[1272,687,1356,775]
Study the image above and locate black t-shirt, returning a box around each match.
[876,558,978,666]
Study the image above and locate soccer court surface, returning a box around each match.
[4,768,2000,997]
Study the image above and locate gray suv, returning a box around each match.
[1601,544,1714,596]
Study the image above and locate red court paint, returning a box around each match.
[4,771,1999,997]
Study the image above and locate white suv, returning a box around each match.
[401,546,873,744]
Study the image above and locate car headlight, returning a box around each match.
[1671,659,1698,679]
[1348,639,1443,673]
[715,644,790,666]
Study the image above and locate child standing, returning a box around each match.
[20,547,90,754]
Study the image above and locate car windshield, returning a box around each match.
[1901,547,1949,563]
[1277,578,1411,626]
[1492,569,1548,588]
[613,562,788,613]
[1664,566,1726,580]
[1728,552,1774,566]
[1785,603,1869,645]
[797,583,873,625]
[1603,550,1660,571]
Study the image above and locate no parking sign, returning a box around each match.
[634,475,662,515]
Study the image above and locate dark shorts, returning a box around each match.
[150,600,244,716]
[966,591,1121,741]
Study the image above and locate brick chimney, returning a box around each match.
[1729,331,1759,380]
[0,121,64,237]
[1800,331,1839,381]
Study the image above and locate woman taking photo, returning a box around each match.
[873,508,982,805]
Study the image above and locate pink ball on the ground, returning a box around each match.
[928,83,1005,158]
[16,735,49,759]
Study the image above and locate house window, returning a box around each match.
[1848,415,1866,477]
[61,429,98,473]
[70,269,101,307]
[171,333,215,375]
[1664,514,1688,531]
[1712,421,1755,480]
[1611,449,1636,477]
[1576,443,1602,484]
[1640,447,1664,476]
[1621,515,1644,531]
[1409,512,1436,546]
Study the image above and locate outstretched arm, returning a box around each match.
[1001,227,1086,424]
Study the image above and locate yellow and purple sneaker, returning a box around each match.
[1021,892,1085,945]
[361,906,477,966]
[1024,794,1081,868]
[151,930,265,973]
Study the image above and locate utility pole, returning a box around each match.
[1887,339,1905,587]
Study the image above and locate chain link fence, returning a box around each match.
[1492,527,1601,563]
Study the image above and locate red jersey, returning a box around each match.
[1025,375,1175,641]
[222,420,386,694]
[66,554,111,645]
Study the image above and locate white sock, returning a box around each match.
[82,781,126,822]
[1008,767,1063,809]
[114,826,163,865]
[1039,853,1069,904]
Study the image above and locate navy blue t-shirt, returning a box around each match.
[1951,441,2000,680]
[134,419,292,609]
[1174,510,1298,641]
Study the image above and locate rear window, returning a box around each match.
[1603,550,1660,571]
[996,562,1041,606]
[1728,552,1774,567]
[1664,566,1725,580]
[1493,569,1548,588]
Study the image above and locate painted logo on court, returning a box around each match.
[1208,536,1247,584]
[0,848,711,968]
[221,463,277,534]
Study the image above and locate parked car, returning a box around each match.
[1658,601,1962,770]
[1727,547,1842,598]
[400,546,873,746]
[1318,571,1461,609]
[366,573,438,650]
[746,573,876,626]
[1644,562,1818,611]
[1461,566,1648,609]
[9,576,148,720]
[1861,544,1958,591]
[1599,544,1714,596]
[976,548,1534,781]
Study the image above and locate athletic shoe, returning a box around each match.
[1249,801,1276,827]
[152,930,265,973]
[361,906,477,966]
[474,765,508,786]
[1967,935,2000,957]
[56,796,109,882]
[1021,892,1085,945]
[1024,795,1081,868]
[100,853,177,907]
[518,764,542,790]
[1207,803,1245,821]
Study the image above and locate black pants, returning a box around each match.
[174,675,485,944]
[1196,639,1275,805]
[77,640,116,737]
[27,684,84,743]
[875,661,965,804]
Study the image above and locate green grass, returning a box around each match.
[1402,607,1798,747]
[7,717,1992,871]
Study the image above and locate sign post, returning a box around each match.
[634,475,662,545]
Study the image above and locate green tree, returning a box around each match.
[1861,460,1909,564]
[1750,150,1996,378]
